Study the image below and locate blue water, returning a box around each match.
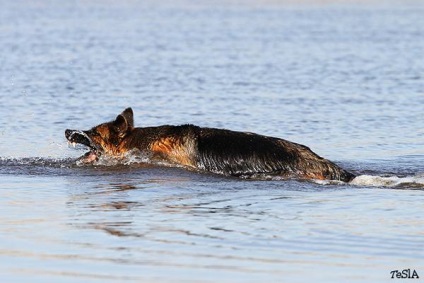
[1,1,424,282]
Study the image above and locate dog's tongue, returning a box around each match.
[79,150,98,164]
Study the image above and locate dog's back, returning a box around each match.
[194,127,355,181]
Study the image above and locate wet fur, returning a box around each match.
[66,108,355,182]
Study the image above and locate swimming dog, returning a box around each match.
[65,108,355,182]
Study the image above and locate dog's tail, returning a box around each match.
[326,163,356,182]
[292,142,355,182]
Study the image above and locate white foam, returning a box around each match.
[350,174,424,188]
[313,179,345,186]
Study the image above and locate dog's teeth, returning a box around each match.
[72,142,76,148]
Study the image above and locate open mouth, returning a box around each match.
[65,129,101,163]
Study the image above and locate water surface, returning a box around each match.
[1,0,423,282]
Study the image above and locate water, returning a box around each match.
[1,0,424,282]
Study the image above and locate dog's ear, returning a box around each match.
[112,108,134,136]
[113,114,128,135]
[120,108,134,129]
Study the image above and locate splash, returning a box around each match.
[77,149,169,168]
[350,174,424,189]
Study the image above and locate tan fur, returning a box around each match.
[150,137,196,167]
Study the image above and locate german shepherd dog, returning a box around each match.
[65,108,355,182]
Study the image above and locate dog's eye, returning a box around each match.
[90,130,100,137]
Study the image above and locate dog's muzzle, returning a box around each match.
[65,129,102,163]
[65,129,92,147]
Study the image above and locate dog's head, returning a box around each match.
[65,108,134,163]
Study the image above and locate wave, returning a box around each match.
[0,156,74,168]
[350,174,424,189]
[1,156,423,189]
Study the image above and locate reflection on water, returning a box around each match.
[1,166,423,282]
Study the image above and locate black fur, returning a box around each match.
[195,127,355,181]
